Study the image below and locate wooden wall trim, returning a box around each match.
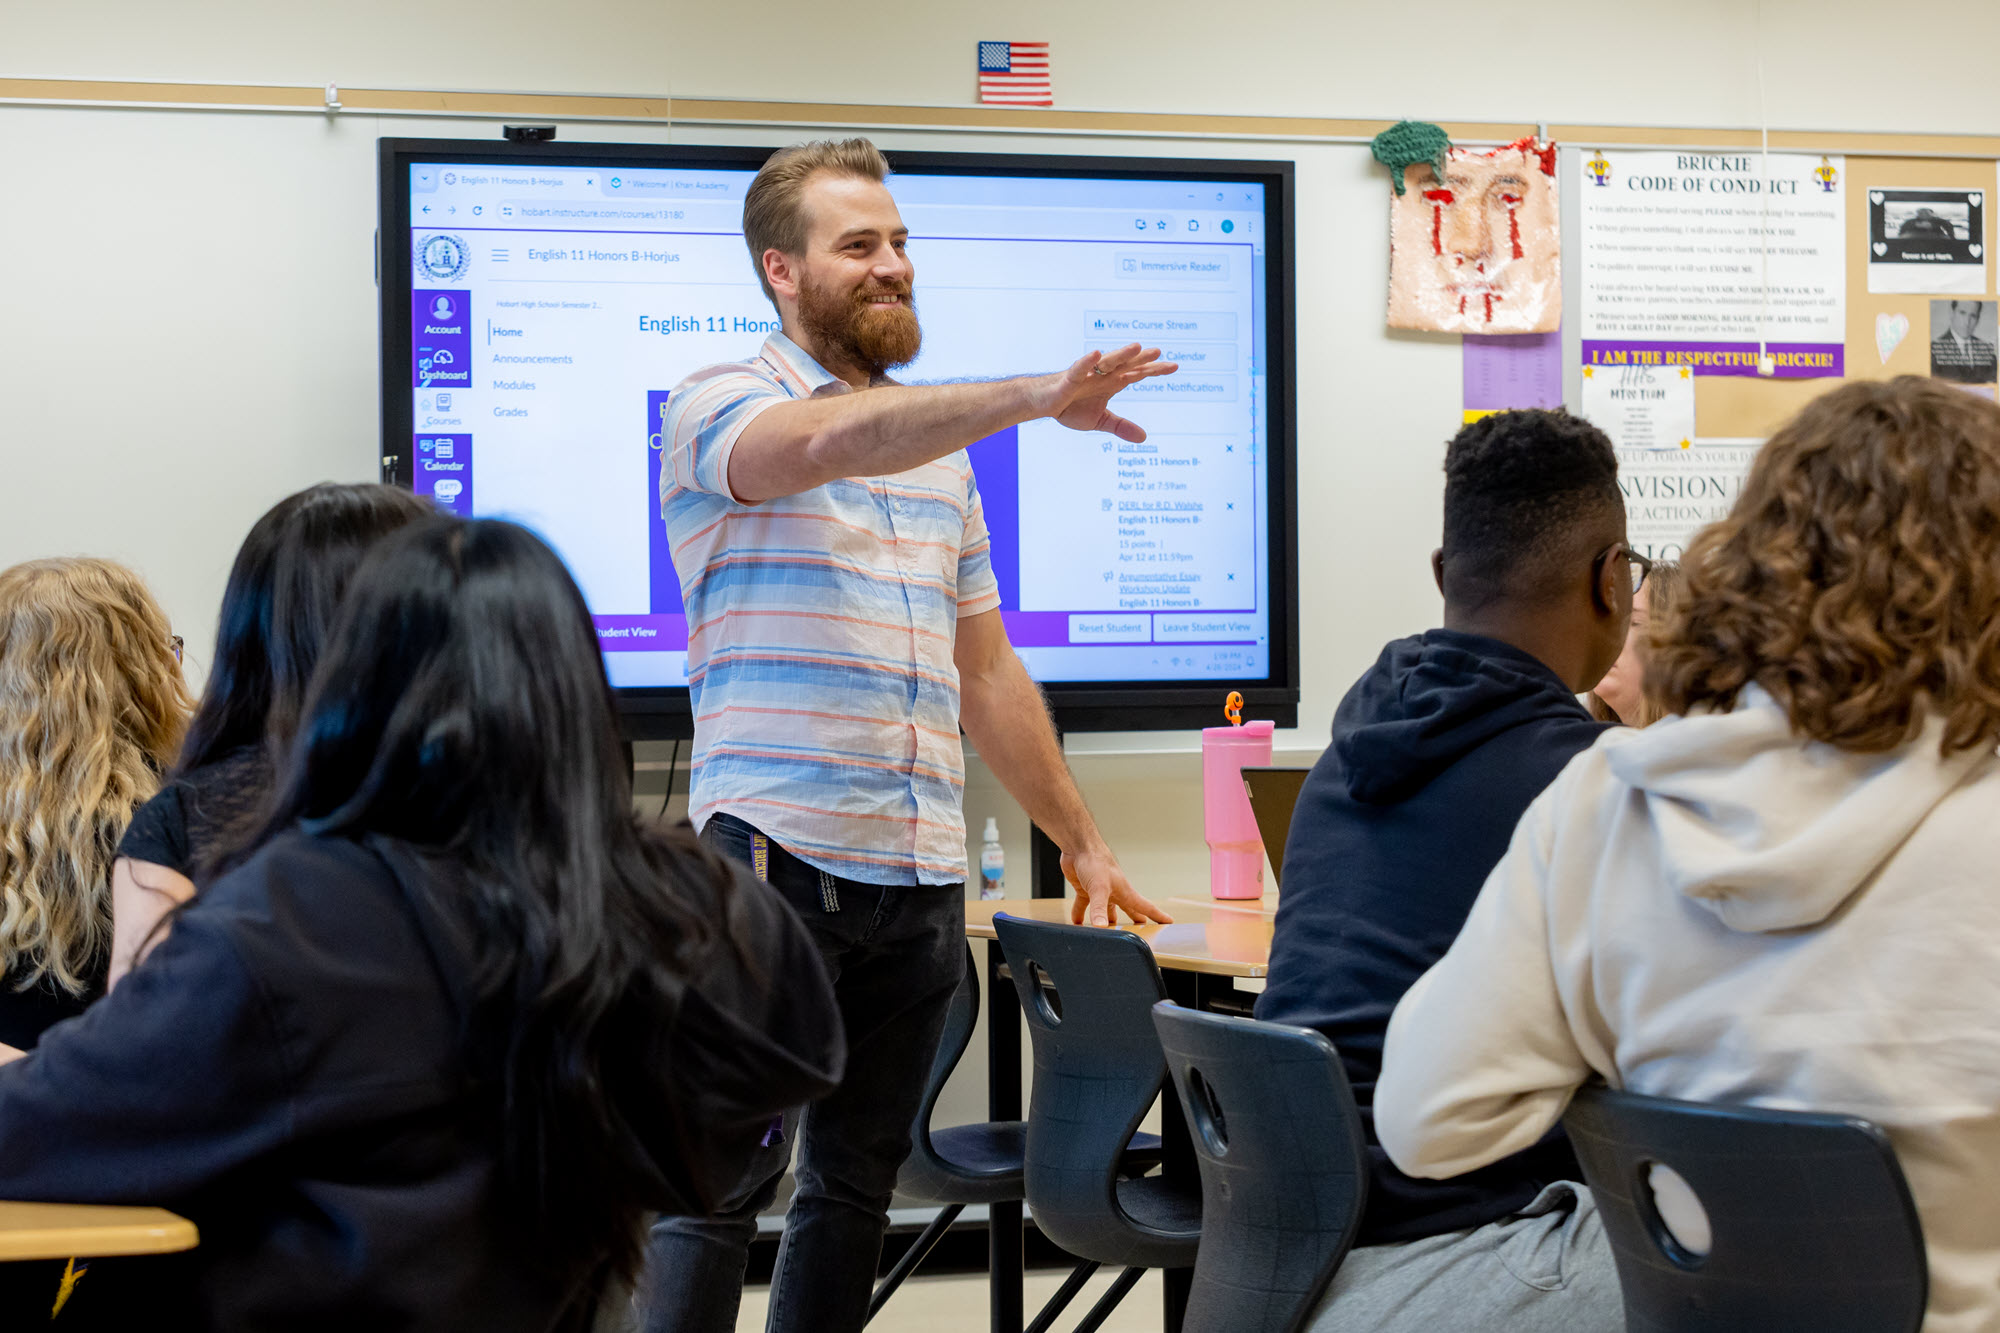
[5,78,2000,157]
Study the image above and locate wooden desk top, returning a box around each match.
[966,896,1275,978]
[0,1201,198,1261]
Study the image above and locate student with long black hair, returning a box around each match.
[0,517,844,1331]
[110,482,432,985]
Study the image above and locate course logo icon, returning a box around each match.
[417,234,470,283]
[1586,152,1612,187]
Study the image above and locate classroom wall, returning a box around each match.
[11,0,2000,134]
[8,0,2000,900]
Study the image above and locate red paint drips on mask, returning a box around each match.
[1423,189,1453,256]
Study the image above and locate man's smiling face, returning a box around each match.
[791,174,921,377]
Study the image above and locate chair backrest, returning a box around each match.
[992,914,1189,1268]
[898,944,996,1203]
[1241,766,1309,888]
[1152,1003,1368,1333]
[1564,1086,1927,1333]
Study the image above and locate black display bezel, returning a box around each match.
[378,137,1299,736]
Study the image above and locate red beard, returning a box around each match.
[797,274,922,377]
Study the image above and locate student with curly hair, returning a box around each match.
[1379,376,2000,1333]
[0,558,191,1048]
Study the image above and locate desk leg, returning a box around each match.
[987,939,1023,1333]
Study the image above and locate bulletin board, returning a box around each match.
[1694,155,2000,439]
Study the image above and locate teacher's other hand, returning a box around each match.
[1062,844,1173,928]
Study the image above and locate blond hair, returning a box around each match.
[0,558,191,993]
[742,137,891,307]
[1651,377,2000,754]
[1588,560,1684,726]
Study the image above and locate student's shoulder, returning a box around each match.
[1492,707,1613,770]
[194,831,406,947]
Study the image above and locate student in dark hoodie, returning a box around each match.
[0,517,844,1333]
[1260,408,1635,1331]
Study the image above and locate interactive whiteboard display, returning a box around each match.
[381,142,1296,728]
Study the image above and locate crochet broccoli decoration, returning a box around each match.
[1372,121,1453,196]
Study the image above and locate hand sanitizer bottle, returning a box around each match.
[979,818,1006,900]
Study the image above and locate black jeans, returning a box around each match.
[639,815,965,1333]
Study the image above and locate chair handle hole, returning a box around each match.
[1186,1066,1229,1155]
[1639,1160,1712,1268]
[1027,961,1063,1025]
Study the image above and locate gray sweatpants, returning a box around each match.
[1306,1181,1625,1332]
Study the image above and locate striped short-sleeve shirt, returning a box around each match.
[661,333,1002,886]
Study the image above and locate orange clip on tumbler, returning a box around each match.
[1201,692,1273,899]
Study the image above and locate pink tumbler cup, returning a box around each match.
[1202,719,1275,899]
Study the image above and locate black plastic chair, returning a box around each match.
[868,945,1159,1328]
[994,915,1201,1332]
[1564,1085,1928,1333]
[1151,1003,1369,1333]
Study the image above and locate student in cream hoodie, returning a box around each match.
[1378,376,2000,1333]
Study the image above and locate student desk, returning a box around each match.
[0,1202,197,1261]
[964,896,1275,1333]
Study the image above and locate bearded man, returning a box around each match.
[642,138,1176,1333]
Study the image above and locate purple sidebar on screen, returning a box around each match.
[1463,330,1564,412]
[414,434,472,514]
[413,290,472,391]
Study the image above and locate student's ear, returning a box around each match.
[1591,547,1621,618]
[1431,549,1446,596]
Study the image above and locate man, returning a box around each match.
[1931,299,1996,384]
[642,138,1173,1333]
[1256,409,1634,1329]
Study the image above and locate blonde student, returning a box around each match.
[0,557,190,1048]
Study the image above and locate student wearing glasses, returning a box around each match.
[1588,557,1681,726]
[1259,409,1636,1330]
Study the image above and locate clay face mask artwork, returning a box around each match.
[1388,137,1561,334]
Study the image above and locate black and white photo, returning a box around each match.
[1930,299,1999,384]
[1870,187,1988,294]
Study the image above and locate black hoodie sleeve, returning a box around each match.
[0,907,295,1203]
[643,866,845,1214]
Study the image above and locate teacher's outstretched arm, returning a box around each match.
[724,344,1175,504]
[955,609,1172,929]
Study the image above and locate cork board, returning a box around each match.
[1694,156,1999,438]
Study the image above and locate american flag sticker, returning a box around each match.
[977,40,1052,107]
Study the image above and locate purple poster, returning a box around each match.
[414,434,472,514]
[1464,331,1564,412]
[1582,340,1843,378]
[413,290,472,391]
